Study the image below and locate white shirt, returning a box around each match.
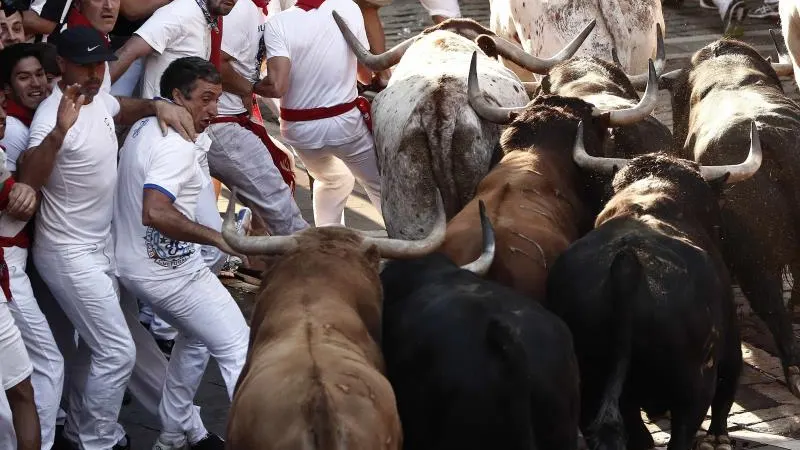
[26,85,120,248]
[263,0,369,149]
[0,117,30,173]
[218,0,266,116]
[134,0,212,99]
[114,117,205,281]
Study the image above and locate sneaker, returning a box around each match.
[190,433,225,450]
[722,0,748,36]
[52,425,77,450]
[699,0,716,9]
[749,0,779,18]
[153,437,188,450]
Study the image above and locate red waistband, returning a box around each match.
[279,99,359,122]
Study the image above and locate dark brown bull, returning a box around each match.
[661,38,800,398]
[439,52,659,301]
[222,190,454,449]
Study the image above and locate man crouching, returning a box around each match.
[112,57,249,450]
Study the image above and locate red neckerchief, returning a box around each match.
[252,0,269,15]
[66,8,111,45]
[296,0,325,10]
[4,98,33,128]
[210,16,222,70]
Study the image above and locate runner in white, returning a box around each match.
[20,26,195,450]
[207,0,307,236]
[0,43,64,450]
[259,0,382,226]
[699,0,748,34]
[114,56,249,450]
[0,99,42,450]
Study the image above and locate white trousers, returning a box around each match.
[293,128,382,227]
[207,121,308,236]
[119,267,249,447]
[0,373,14,450]
[33,238,135,450]
[0,300,32,390]
[419,0,460,18]
[5,246,63,450]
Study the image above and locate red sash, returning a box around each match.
[210,113,296,193]
[279,97,373,132]
[0,147,30,252]
[0,178,19,302]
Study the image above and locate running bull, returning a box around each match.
[333,15,594,240]
[439,52,659,301]
[546,123,762,450]
[222,189,450,449]
[380,202,580,450]
[661,38,800,398]
[489,0,666,82]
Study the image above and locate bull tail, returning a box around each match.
[586,246,642,450]
[485,317,537,449]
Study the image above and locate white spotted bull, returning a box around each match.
[333,15,594,240]
[489,0,665,82]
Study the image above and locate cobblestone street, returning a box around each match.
[119,1,800,448]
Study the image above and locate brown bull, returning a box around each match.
[440,52,659,301]
[222,190,451,450]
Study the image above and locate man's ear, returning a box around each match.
[172,88,188,107]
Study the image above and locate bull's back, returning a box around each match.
[375,37,528,239]
[227,324,400,449]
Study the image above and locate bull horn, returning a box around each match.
[360,189,448,259]
[467,51,526,124]
[332,10,417,71]
[611,48,622,67]
[593,59,658,126]
[768,29,794,76]
[222,188,298,255]
[572,120,629,174]
[699,121,763,184]
[474,20,595,74]
[460,200,496,276]
[629,24,666,90]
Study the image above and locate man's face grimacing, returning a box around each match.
[58,58,105,101]
[206,0,237,17]
[0,10,24,48]
[172,79,222,133]
[78,0,120,35]
[5,57,48,110]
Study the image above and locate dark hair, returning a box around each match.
[0,43,44,87]
[1,0,23,18]
[33,42,61,76]
[159,56,221,100]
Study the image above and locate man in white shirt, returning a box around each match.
[20,26,195,450]
[206,0,307,236]
[259,0,382,226]
[108,0,236,98]
[114,56,249,450]
[0,43,64,450]
[699,0,748,34]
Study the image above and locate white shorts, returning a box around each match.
[0,300,32,390]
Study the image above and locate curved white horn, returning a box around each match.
[699,121,763,184]
[474,20,595,74]
[333,10,417,71]
[594,59,659,126]
[572,121,629,174]
[460,200,496,276]
[222,188,298,255]
[467,51,526,124]
[360,189,448,259]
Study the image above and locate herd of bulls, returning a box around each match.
[219,12,800,450]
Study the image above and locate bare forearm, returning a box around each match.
[144,206,223,247]
[18,128,65,190]
[253,75,283,98]
[221,58,254,97]
[120,0,170,21]
[22,11,56,36]
[115,97,157,126]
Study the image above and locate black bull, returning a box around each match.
[662,38,800,397]
[546,123,762,450]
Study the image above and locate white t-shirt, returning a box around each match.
[0,117,30,173]
[26,85,120,248]
[218,0,266,116]
[134,0,212,99]
[114,117,205,281]
[263,0,369,149]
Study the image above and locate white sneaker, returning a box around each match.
[749,0,779,19]
[152,437,188,450]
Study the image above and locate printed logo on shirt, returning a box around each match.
[144,226,196,269]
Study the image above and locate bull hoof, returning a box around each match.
[787,366,800,398]
[716,435,732,450]
[696,435,715,450]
